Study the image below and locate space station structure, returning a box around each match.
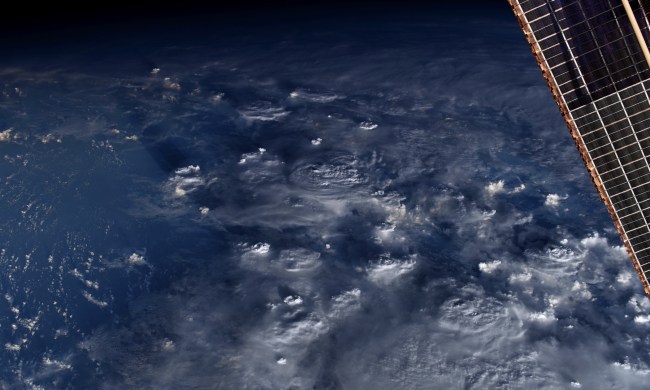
[508,0,650,296]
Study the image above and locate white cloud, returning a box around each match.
[571,281,592,300]
[366,255,416,285]
[161,339,175,351]
[43,357,72,370]
[545,193,567,207]
[288,89,339,103]
[514,214,533,225]
[272,314,329,346]
[239,102,289,122]
[82,291,108,308]
[546,246,581,263]
[478,260,501,274]
[509,271,532,283]
[5,343,20,352]
[167,165,204,198]
[283,296,303,306]
[277,249,321,272]
[329,288,361,319]
[250,242,271,254]
[579,232,608,249]
[239,243,273,272]
[162,77,181,91]
[175,165,200,175]
[616,271,633,285]
[528,309,556,323]
[634,315,650,324]
[485,180,505,196]
[239,148,267,164]
[0,128,14,142]
[210,93,224,103]
[481,209,497,220]
[127,253,146,265]
[359,121,378,130]
[512,183,526,193]
[39,133,62,143]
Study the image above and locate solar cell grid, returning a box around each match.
[619,146,643,163]
[623,91,648,106]
[610,128,636,142]
[641,0,650,12]
[639,137,650,149]
[629,117,650,134]
[539,35,562,50]
[629,101,649,115]
[614,136,638,152]
[622,210,645,223]
[530,15,554,30]
[629,108,650,125]
[520,0,543,13]
[636,185,650,200]
[626,219,647,232]
[631,171,650,186]
[601,167,626,181]
[629,224,650,236]
[626,163,650,178]
[632,116,650,131]
[573,102,597,117]
[636,128,650,140]
[638,240,650,252]
[596,157,623,173]
[527,6,551,20]
[555,69,581,85]
[542,45,563,60]
[576,112,600,126]
[630,232,650,246]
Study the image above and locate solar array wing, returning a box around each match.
[509,0,650,296]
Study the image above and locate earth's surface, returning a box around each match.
[2,5,650,389]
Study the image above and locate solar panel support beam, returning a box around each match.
[622,0,650,70]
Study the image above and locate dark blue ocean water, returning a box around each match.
[1,6,646,389]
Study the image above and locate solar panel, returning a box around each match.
[509,0,650,296]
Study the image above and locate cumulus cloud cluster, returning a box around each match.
[2,12,650,390]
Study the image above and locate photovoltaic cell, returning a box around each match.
[509,0,650,296]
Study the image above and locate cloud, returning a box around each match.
[512,183,526,193]
[359,121,378,130]
[485,180,505,196]
[127,253,146,265]
[545,193,568,207]
[366,254,416,285]
[238,102,290,122]
[283,295,303,306]
[478,259,501,274]
[288,88,340,103]
[167,165,204,197]
[276,248,322,272]
[0,128,15,142]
